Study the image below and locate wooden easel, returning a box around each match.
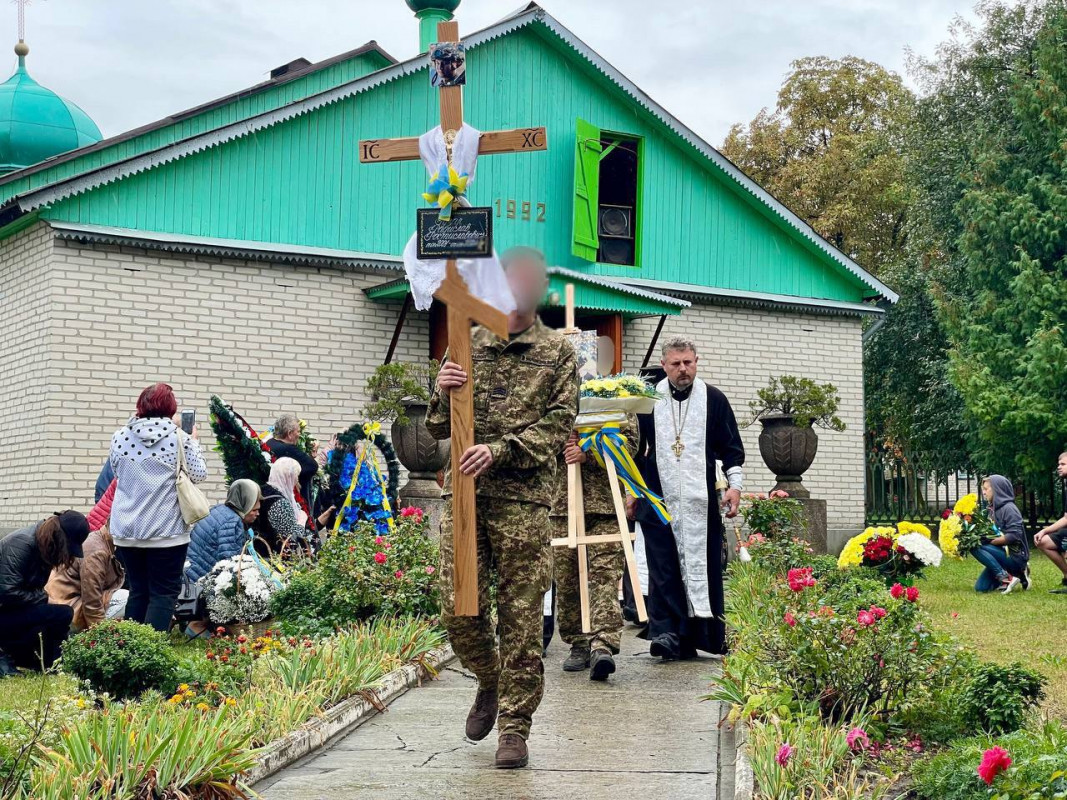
[552,286,648,631]
[360,19,548,617]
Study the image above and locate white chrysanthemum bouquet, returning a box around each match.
[199,555,283,624]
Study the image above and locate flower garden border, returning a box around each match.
[248,643,454,788]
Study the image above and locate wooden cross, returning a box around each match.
[551,285,648,630]
[360,18,548,617]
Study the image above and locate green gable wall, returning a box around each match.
[36,26,870,303]
[0,49,391,207]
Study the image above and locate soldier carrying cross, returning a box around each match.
[426,246,577,769]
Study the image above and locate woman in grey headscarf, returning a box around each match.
[185,480,262,584]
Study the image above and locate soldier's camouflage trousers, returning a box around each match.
[439,498,552,739]
[553,514,624,654]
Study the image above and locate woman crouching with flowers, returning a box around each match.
[971,476,1030,594]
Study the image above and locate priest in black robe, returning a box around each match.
[632,338,745,659]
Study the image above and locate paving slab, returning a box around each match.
[258,627,722,799]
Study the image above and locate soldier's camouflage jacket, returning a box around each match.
[426,318,578,509]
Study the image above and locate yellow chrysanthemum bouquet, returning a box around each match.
[938,493,993,558]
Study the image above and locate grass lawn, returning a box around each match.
[922,555,1067,720]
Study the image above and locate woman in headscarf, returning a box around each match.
[258,458,334,552]
[185,479,262,584]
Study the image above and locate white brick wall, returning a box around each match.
[622,304,866,552]
[0,223,426,529]
[0,223,867,550]
[0,224,57,531]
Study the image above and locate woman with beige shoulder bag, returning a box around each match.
[109,383,208,633]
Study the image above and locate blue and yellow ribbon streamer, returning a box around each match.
[578,422,671,524]
[244,531,285,588]
[422,163,469,221]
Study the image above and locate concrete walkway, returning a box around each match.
[258,628,722,799]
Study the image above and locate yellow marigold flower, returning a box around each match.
[183,690,195,699]
[75,698,86,709]
[196,702,210,712]
[954,494,978,516]
[168,694,183,704]
[225,697,237,707]
[897,521,932,539]
[178,684,189,692]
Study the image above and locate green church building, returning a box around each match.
[0,1,894,550]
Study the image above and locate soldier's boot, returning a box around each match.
[495,734,529,769]
[464,685,498,741]
[589,648,616,681]
[561,643,590,672]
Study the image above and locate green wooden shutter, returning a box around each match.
[572,118,602,262]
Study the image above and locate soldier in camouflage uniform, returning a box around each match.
[550,416,637,680]
[426,246,578,770]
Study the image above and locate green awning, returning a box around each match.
[365,267,689,319]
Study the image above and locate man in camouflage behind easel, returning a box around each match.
[426,246,578,770]
[550,416,638,681]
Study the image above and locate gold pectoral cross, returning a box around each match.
[672,437,685,458]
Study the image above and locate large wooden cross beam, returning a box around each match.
[361,18,548,617]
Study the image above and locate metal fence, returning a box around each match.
[865,448,1066,533]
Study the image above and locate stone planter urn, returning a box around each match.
[392,401,449,503]
[757,413,819,499]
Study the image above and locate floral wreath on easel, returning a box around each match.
[324,421,401,536]
[208,395,314,523]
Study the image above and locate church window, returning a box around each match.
[571,118,643,267]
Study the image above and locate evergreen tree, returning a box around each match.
[943,3,1067,479]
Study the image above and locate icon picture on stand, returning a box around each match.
[430,41,466,88]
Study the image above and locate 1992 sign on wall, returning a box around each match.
[495,198,547,222]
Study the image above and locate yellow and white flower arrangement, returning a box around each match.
[579,374,662,415]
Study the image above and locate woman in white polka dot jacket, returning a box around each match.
[108,383,208,633]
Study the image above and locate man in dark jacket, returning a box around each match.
[265,414,320,522]
[0,512,89,675]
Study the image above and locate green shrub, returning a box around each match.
[272,513,440,637]
[913,723,1067,800]
[61,620,179,700]
[959,661,1046,735]
[748,536,818,577]
[817,568,890,613]
[740,494,804,539]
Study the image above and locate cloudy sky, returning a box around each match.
[11,0,985,146]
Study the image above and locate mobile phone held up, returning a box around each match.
[180,409,196,435]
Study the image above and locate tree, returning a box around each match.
[722,56,915,275]
[863,264,970,475]
[722,56,969,461]
[940,3,1067,480]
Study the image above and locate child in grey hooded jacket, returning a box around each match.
[972,475,1030,594]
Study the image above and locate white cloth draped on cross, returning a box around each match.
[401,123,517,314]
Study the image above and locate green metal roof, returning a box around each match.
[0,5,895,307]
[0,41,394,200]
[0,48,101,175]
[366,266,689,318]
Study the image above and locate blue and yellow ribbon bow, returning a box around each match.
[578,422,671,524]
[422,163,469,221]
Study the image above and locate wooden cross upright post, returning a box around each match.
[360,18,548,617]
[561,285,592,633]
